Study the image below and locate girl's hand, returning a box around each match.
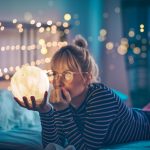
[143,103,150,111]
[50,87,71,111]
[14,91,52,113]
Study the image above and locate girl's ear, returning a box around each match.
[83,73,92,85]
[88,73,92,83]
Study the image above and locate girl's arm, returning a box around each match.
[55,88,118,150]
[39,108,66,148]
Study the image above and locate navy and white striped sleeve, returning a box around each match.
[39,108,65,148]
[56,87,119,150]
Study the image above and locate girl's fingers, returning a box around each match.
[30,96,36,108]
[23,96,31,109]
[44,91,48,101]
[55,88,60,103]
[41,91,48,107]
[50,89,60,103]
[50,88,71,105]
[15,95,47,111]
[50,90,55,103]
[61,87,71,103]
[14,97,25,107]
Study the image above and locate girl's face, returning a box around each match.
[51,63,87,100]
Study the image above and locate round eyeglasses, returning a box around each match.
[47,70,80,82]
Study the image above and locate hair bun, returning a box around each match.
[73,34,88,48]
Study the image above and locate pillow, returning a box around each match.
[0,89,40,131]
[112,89,128,101]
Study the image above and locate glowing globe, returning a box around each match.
[10,65,50,105]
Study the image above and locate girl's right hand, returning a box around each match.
[50,87,71,111]
[14,91,52,113]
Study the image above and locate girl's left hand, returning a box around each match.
[49,87,71,111]
[143,103,150,111]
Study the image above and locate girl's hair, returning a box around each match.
[50,35,100,83]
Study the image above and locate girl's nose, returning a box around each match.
[53,75,63,88]
[56,74,63,80]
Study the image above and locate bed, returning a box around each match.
[0,128,150,150]
[0,89,150,150]
[0,126,42,150]
[0,89,43,150]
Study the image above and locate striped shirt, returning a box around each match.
[39,83,150,150]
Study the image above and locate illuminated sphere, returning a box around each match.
[10,66,50,105]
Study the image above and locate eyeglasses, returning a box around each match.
[47,70,88,82]
[47,70,81,82]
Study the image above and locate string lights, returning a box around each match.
[99,24,148,58]
[0,14,71,81]
[0,7,149,82]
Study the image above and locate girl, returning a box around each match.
[14,35,150,150]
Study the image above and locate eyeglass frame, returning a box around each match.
[47,70,88,82]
